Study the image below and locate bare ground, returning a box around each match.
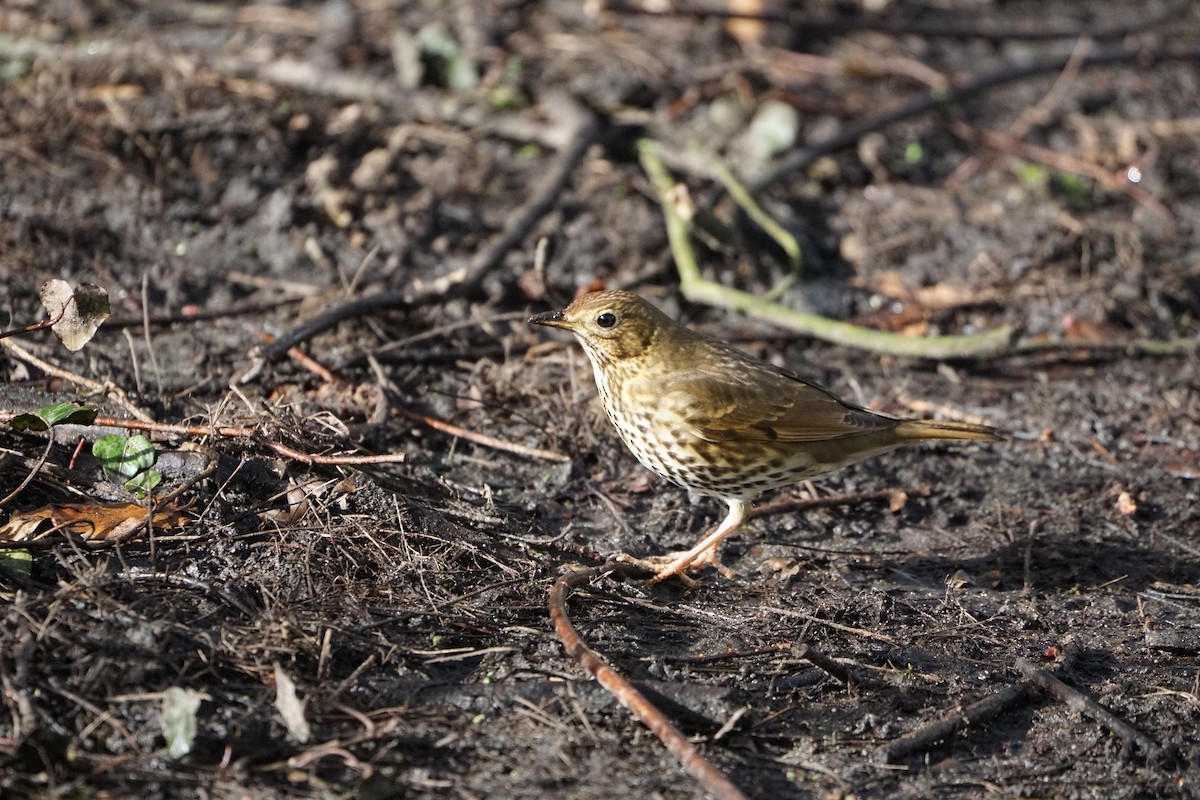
[1,1,1199,798]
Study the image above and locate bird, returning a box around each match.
[530,290,1003,583]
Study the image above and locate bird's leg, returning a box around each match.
[624,499,749,584]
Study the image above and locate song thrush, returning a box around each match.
[530,290,1002,583]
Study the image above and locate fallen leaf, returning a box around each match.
[274,664,311,743]
[851,269,1001,313]
[759,557,802,579]
[0,502,187,541]
[946,569,972,590]
[1115,490,1138,516]
[161,687,204,760]
[0,548,32,577]
[725,0,766,46]
[39,280,110,352]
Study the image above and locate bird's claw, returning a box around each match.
[615,548,737,586]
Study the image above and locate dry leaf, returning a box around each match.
[852,269,1000,312]
[946,569,972,590]
[759,557,802,579]
[725,0,766,46]
[274,664,311,743]
[0,502,187,541]
[161,687,204,760]
[39,280,111,351]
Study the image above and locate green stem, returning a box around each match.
[638,139,1017,360]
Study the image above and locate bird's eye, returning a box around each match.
[596,311,618,329]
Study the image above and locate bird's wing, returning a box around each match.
[659,363,898,444]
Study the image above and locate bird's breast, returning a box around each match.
[593,374,829,500]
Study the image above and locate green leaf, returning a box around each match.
[123,469,162,498]
[93,434,160,496]
[10,401,97,431]
[0,548,32,578]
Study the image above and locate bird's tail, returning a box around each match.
[894,418,1005,443]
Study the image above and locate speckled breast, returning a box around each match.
[598,385,825,501]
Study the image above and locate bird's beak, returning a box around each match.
[529,309,573,330]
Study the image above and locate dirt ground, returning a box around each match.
[1,1,1199,798]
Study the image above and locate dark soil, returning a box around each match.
[1,1,1199,798]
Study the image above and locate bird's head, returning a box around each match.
[529,290,679,367]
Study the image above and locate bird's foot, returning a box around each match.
[616,547,736,585]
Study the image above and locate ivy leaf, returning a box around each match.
[93,434,161,497]
[10,402,97,432]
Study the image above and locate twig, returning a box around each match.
[700,151,802,301]
[1,339,155,422]
[549,562,748,800]
[252,328,336,383]
[767,606,898,645]
[259,290,413,362]
[792,643,855,686]
[947,35,1094,187]
[638,140,1017,359]
[883,681,1036,763]
[458,108,600,298]
[393,406,569,463]
[749,45,1200,193]
[260,111,600,362]
[0,413,407,466]
[881,640,1160,764]
[1015,655,1165,761]
[749,488,902,521]
[375,310,530,354]
[639,141,1195,361]
[112,571,258,618]
[601,1,1189,43]
[0,430,55,507]
[1005,336,1196,358]
[103,296,306,329]
[0,301,67,342]
[883,643,1080,763]
[151,450,218,510]
[953,122,1174,221]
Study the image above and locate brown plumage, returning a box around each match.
[531,290,1003,582]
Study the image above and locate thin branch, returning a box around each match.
[549,562,748,800]
[947,35,1094,187]
[393,406,570,463]
[882,643,1081,763]
[0,430,55,508]
[1015,655,1165,761]
[459,108,600,298]
[601,2,1189,43]
[0,302,67,342]
[260,110,600,362]
[1,339,155,422]
[0,413,408,466]
[953,122,1174,221]
[638,141,1196,362]
[881,640,1162,765]
[259,291,413,362]
[103,296,306,329]
[751,45,1200,193]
